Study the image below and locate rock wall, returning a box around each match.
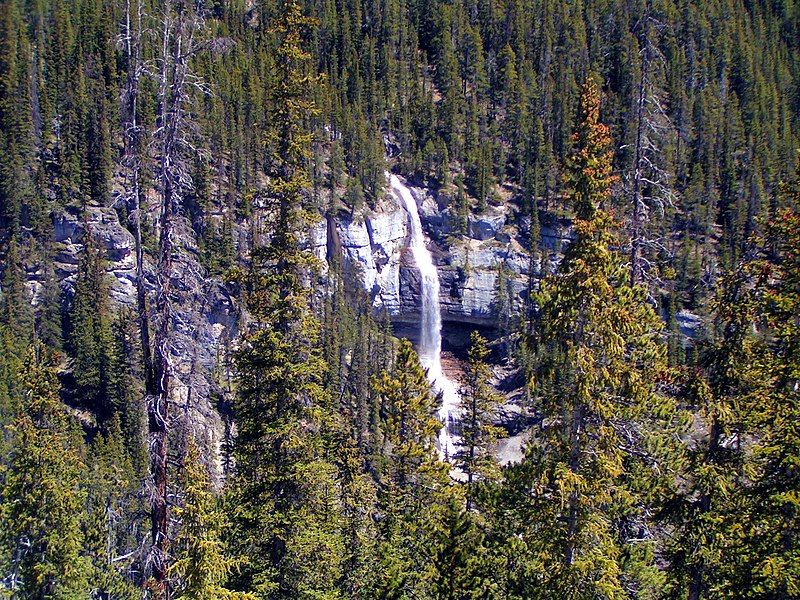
[21,175,550,481]
[330,178,537,327]
[44,203,238,485]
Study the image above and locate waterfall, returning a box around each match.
[390,173,461,460]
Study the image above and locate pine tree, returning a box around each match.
[369,339,453,598]
[83,415,142,600]
[0,238,34,343]
[0,345,91,597]
[374,339,444,494]
[68,234,118,424]
[659,269,760,599]
[456,331,503,510]
[0,0,35,238]
[227,2,346,596]
[171,440,255,600]
[499,78,669,598]
[746,205,800,597]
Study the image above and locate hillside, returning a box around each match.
[0,0,799,597]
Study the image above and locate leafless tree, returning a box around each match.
[624,8,679,289]
[121,0,155,395]
[146,0,208,595]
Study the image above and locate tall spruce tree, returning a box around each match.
[659,269,760,599]
[83,415,142,600]
[747,206,800,597]
[370,338,455,599]
[170,439,254,600]
[456,331,503,511]
[498,78,669,598]
[227,1,346,596]
[0,345,91,597]
[68,234,118,424]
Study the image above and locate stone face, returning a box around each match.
[52,206,138,305]
[27,178,543,482]
[677,309,702,338]
[439,237,530,324]
[42,205,236,485]
[333,180,534,327]
[366,207,408,313]
[468,209,506,241]
[331,200,410,314]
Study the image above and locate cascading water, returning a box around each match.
[390,173,461,460]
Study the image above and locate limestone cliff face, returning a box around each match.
[330,179,539,327]
[45,203,238,485]
[26,176,550,480]
[18,172,707,474]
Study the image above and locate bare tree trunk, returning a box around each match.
[124,0,155,393]
[148,2,201,594]
[630,43,648,287]
[565,401,582,567]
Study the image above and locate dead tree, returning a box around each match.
[147,0,207,594]
[122,0,155,393]
[625,8,679,288]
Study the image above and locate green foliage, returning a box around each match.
[746,208,800,597]
[227,3,347,597]
[0,345,90,598]
[171,440,255,600]
[369,339,462,599]
[497,80,670,598]
[67,236,123,425]
[456,332,503,510]
[0,0,798,597]
[0,239,33,343]
[83,415,142,599]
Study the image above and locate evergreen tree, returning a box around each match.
[83,415,142,600]
[499,78,669,598]
[0,345,91,597]
[746,206,800,597]
[171,439,255,600]
[227,2,346,596]
[456,331,503,510]
[659,270,760,599]
[0,238,33,343]
[68,234,118,424]
[370,339,453,598]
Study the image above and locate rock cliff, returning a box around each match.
[330,178,537,328]
[42,202,238,484]
[22,175,554,479]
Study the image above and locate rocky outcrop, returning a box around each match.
[326,178,533,327]
[52,206,138,305]
[404,182,531,326]
[24,174,539,481]
[43,203,238,485]
[325,197,409,314]
[468,210,506,241]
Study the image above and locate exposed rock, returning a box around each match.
[494,430,532,465]
[331,196,409,314]
[540,218,574,252]
[30,177,548,483]
[677,309,702,338]
[52,206,137,305]
[439,238,529,325]
[468,209,506,241]
[43,204,236,485]
[366,206,408,313]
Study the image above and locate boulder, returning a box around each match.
[677,310,702,338]
[468,210,506,241]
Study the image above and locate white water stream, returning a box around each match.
[390,173,461,460]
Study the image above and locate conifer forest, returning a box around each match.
[1,0,800,597]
